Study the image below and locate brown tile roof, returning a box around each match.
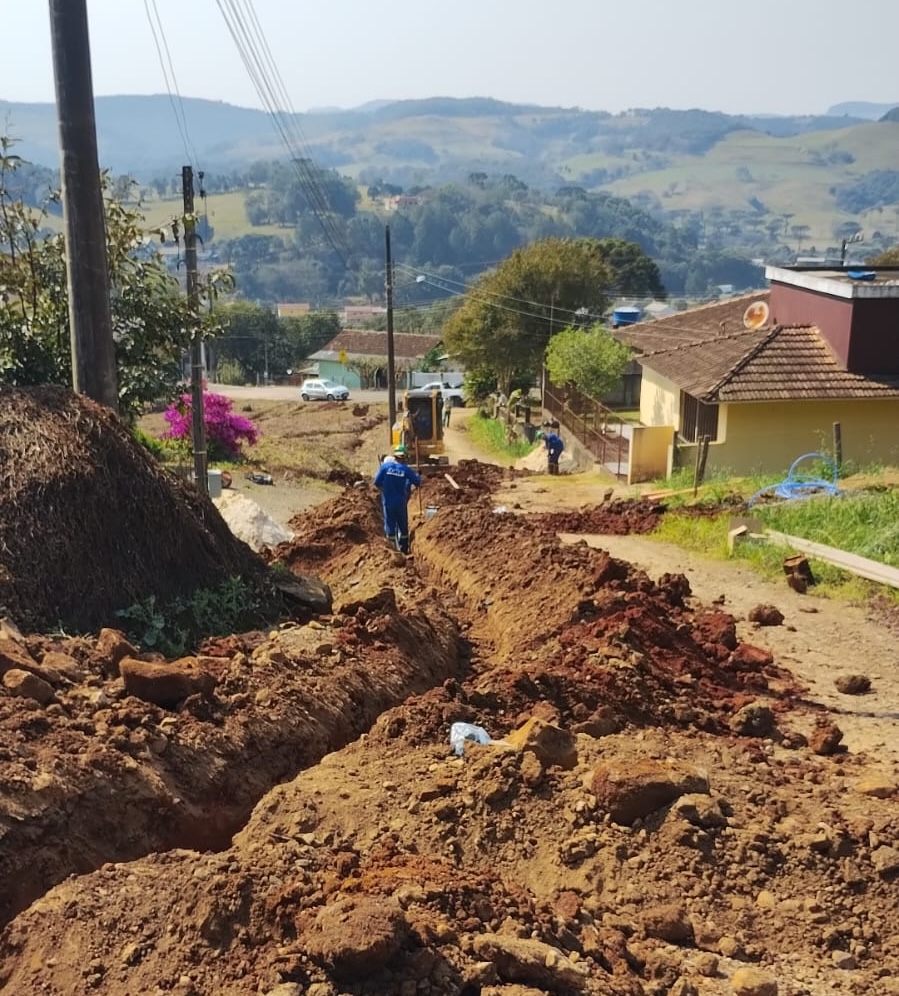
[615,292,771,354]
[309,330,441,363]
[640,324,899,402]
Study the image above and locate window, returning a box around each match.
[680,392,719,443]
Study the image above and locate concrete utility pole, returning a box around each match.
[385,225,397,440]
[182,165,208,496]
[48,0,118,410]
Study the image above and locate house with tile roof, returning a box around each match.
[307,330,442,390]
[614,266,899,478]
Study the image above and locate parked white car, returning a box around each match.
[421,381,465,407]
[300,378,350,401]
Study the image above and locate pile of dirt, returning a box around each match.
[531,498,668,535]
[2,452,899,996]
[0,387,266,632]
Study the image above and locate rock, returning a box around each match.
[695,952,719,977]
[591,759,708,826]
[855,774,897,798]
[809,721,843,756]
[871,845,899,877]
[302,897,407,982]
[672,793,727,829]
[505,717,577,770]
[694,611,738,650]
[730,966,777,996]
[669,980,699,996]
[831,950,857,970]
[2,668,55,705]
[641,903,693,944]
[835,674,871,695]
[39,651,85,682]
[747,604,784,626]
[0,637,38,677]
[263,986,303,996]
[572,705,618,738]
[95,629,137,675]
[730,644,774,668]
[273,573,333,614]
[120,657,216,708]
[472,934,589,991]
[718,935,745,959]
[729,702,775,737]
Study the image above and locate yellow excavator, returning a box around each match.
[390,388,449,468]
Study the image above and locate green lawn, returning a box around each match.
[137,191,288,241]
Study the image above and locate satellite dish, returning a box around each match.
[743,300,770,330]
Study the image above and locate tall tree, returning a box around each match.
[443,237,633,394]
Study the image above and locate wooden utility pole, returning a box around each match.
[182,165,208,496]
[385,225,397,440]
[48,0,118,410]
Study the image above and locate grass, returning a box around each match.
[647,467,899,606]
[137,192,288,241]
[465,414,539,460]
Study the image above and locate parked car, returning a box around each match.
[421,381,465,407]
[300,378,350,401]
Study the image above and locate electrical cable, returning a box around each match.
[142,0,199,170]
[214,0,352,265]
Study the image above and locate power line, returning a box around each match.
[142,0,199,169]
[214,0,352,265]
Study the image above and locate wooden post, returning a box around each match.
[832,422,843,470]
[692,435,711,496]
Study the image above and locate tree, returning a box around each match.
[867,246,899,265]
[443,237,651,394]
[0,139,222,419]
[545,325,632,400]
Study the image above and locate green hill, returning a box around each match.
[6,94,899,252]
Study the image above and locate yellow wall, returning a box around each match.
[679,399,899,477]
[628,425,674,484]
[639,367,681,430]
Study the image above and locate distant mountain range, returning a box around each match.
[4,93,897,180]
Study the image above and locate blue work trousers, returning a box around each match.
[382,500,410,553]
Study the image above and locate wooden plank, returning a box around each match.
[444,474,461,490]
[765,529,899,589]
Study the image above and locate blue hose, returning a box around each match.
[747,452,841,507]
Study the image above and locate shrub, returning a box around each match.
[162,390,260,461]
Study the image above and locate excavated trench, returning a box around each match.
[0,470,794,930]
[4,473,899,996]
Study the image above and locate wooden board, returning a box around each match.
[765,529,899,590]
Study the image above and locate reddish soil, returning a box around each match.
[1,466,898,996]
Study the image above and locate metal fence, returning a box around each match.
[542,375,630,478]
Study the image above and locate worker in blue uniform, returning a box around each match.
[537,429,564,475]
[373,444,422,554]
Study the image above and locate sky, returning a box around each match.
[7,0,899,117]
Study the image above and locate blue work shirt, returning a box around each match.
[374,460,422,505]
[544,432,564,458]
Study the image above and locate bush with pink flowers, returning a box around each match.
[162,391,260,461]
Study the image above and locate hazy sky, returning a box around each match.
[8,0,899,115]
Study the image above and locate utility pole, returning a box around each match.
[385,224,397,439]
[182,165,208,496]
[48,0,118,411]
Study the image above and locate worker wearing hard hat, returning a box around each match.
[373,445,422,554]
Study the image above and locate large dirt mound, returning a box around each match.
[0,387,265,632]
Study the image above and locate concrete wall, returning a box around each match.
[628,425,674,484]
[676,398,899,477]
[639,366,681,431]
[317,360,360,390]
